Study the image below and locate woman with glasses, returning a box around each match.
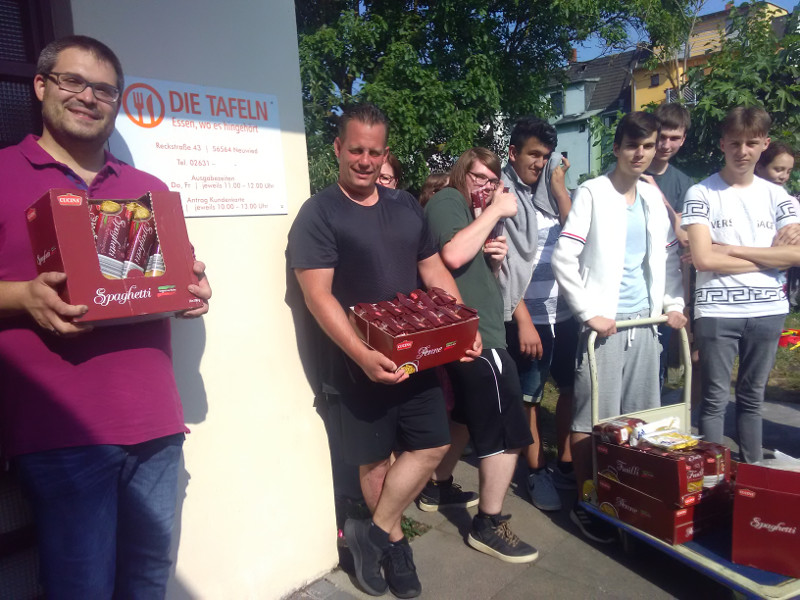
[378,151,402,189]
[421,148,539,564]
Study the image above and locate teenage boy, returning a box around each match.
[642,103,694,245]
[683,106,800,464]
[552,112,686,543]
[287,103,480,598]
[499,117,578,512]
[424,147,538,564]
[641,103,695,388]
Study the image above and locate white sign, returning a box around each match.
[112,77,288,217]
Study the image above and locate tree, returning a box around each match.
[635,0,710,95]
[679,2,800,186]
[297,0,650,193]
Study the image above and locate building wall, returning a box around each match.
[64,1,337,597]
[564,83,585,117]
[554,120,592,189]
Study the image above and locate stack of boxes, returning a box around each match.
[592,420,733,545]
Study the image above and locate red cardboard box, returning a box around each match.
[350,307,479,374]
[594,439,705,507]
[26,189,202,325]
[596,474,733,545]
[597,473,696,544]
[732,463,800,578]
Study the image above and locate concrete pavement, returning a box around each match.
[289,393,800,600]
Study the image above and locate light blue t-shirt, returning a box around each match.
[618,192,649,311]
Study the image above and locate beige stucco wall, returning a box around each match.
[63,1,337,597]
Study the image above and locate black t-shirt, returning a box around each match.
[286,184,438,393]
[645,164,694,213]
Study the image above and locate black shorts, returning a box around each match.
[332,370,450,466]
[446,349,533,458]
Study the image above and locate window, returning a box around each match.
[665,86,698,105]
[650,73,660,87]
[550,91,563,116]
[0,0,55,148]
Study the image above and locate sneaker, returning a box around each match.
[570,505,618,544]
[382,538,422,599]
[343,518,389,596]
[467,514,539,564]
[550,464,577,490]
[417,476,479,512]
[528,469,562,511]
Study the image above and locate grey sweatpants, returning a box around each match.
[572,309,661,433]
[695,315,784,464]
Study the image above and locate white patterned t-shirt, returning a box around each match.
[682,173,799,318]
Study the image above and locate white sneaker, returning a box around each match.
[528,469,562,512]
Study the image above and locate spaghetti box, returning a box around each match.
[26,189,202,325]
[732,462,800,578]
[594,438,705,507]
[597,474,732,545]
[349,306,479,374]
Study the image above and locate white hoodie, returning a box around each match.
[552,175,684,323]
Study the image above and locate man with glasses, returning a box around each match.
[0,36,211,598]
[424,147,539,563]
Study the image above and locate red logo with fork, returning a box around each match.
[122,83,164,128]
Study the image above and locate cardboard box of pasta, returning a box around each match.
[732,461,800,578]
[26,189,202,325]
[349,288,479,374]
[594,438,705,508]
[596,473,733,545]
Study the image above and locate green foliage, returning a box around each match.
[588,110,625,174]
[400,515,430,541]
[679,2,800,188]
[636,0,710,90]
[297,0,648,193]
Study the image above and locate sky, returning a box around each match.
[575,0,798,61]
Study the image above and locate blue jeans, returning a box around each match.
[696,315,784,463]
[16,434,184,600]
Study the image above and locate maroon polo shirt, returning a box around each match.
[0,135,187,456]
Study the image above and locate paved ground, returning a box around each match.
[288,392,800,600]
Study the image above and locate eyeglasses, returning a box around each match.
[377,174,398,185]
[468,171,501,189]
[45,72,120,104]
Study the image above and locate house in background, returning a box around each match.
[632,2,789,109]
[550,2,791,188]
[548,49,646,189]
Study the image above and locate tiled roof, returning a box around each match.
[559,48,647,115]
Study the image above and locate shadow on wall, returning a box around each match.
[171,317,209,425]
[166,454,196,599]
[166,316,208,598]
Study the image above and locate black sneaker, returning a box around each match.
[570,505,618,544]
[467,514,539,563]
[382,538,422,599]
[417,476,479,512]
[343,518,389,596]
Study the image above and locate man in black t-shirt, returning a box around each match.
[286,103,479,599]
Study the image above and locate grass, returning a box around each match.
[401,515,431,541]
[763,312,800,402]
